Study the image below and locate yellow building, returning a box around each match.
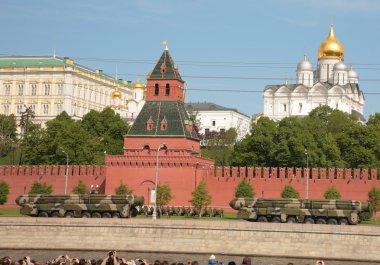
[0,55,133,126]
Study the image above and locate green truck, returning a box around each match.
[229,198,370,225]
[15,194,144,218]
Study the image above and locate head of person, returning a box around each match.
[241,257,251,265]
[208,255,217,265]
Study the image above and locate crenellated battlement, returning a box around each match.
[205,166,378,181]
[0,165,105,177]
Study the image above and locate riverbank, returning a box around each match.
[0,217,379,262]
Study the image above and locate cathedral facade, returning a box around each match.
[263,25,365,121]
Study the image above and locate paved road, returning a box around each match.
[1,250,379,265]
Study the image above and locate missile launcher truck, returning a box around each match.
[15,194,144,218]
[229,198,370,225]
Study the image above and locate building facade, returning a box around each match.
[185,102,251,142]
[263,25,365,121]
[0,56,133,126]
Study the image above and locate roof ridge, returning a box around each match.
[154,101,162,135]
[177,101,186,136]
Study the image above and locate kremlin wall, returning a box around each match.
[1,163,379,208]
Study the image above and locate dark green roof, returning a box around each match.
[127,100,199,140]
[148,50,183,81]
[0,56,132,88]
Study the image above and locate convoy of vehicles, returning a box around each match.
[229,197,370,225]
[15,194,144,218]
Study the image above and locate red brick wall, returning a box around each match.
[0,165,105,207]
[1,163,379,209]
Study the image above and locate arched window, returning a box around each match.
[165,84,170,96]
[154,84,159,96]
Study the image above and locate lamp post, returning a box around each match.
[152,144,167,220]
[61,149,69,195]
[305,149,309,200]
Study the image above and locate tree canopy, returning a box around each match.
[156,183,174,208]
[21,108,129,165]
[232,107,380,170]
[115,182,133,195]
[0,114,17,158]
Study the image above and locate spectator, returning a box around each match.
[241,257,250,265]
[208,256,217,265]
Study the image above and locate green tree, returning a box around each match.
[235,178,254,198]
[368,186,380,219]
[115,182,133,195]
[0,180,10,205]
[156,183,173,208]
[29,182,53,195]
[72,180,89,195]
[281,185,300,199]
[202,128,237,166]
[323,186,342,199]
[0,114,17,158]
[81,108,130,155]
[189,180,212,217]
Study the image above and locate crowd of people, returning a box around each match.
[1,253,326,265]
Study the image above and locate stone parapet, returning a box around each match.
[0,218,379,262]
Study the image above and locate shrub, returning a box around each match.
[115,182,133,195]
[323,186,341,199]
[72,180,89,195]
[28,182,52,195]
[235,178,254,198]
[281,184,300,199]
[0,180,10,205]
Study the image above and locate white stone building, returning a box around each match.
[263,25,365,121]
[185,102,251,142]
[125,80,146,125]
[0,55,134,126]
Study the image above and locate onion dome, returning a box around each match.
[318,24,345,60]
[297,54,313,71]
[348,64,359,78]
[111,90,122,99]
[132,80,145,89]
[333,61,347,71]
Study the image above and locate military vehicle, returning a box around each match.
[229,198,370,225]
[15,194,144,218]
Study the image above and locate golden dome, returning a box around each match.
[132,81,145,89]
[146,71,152,79]
[111,90,122,99]
[318,25,345,60]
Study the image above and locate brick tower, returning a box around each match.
[105,45,214,204]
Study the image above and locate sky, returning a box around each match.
[1,0,380,118]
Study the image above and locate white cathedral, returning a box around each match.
[263,25,365,121]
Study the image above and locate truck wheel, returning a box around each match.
[271,216,281,223]
[327,218,338,225]
[102,212,112,218]
[304,217,315,224]
[348,213,359,225]
[81,212,91,218]
[339,218,348,225]
[91,212,101,218]
[316,218,327,224]
[38,212,48,218]
[65,212,74,218]
[257,216,268,222]
[112,213,120,218]
[51,212,60,218]
[286,216,296,223]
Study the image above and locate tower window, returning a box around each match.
[283,104,287,112]
[298,103,302,113]
[147,118,154,130]
[165,84,170,96]
[154,84,159,96]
